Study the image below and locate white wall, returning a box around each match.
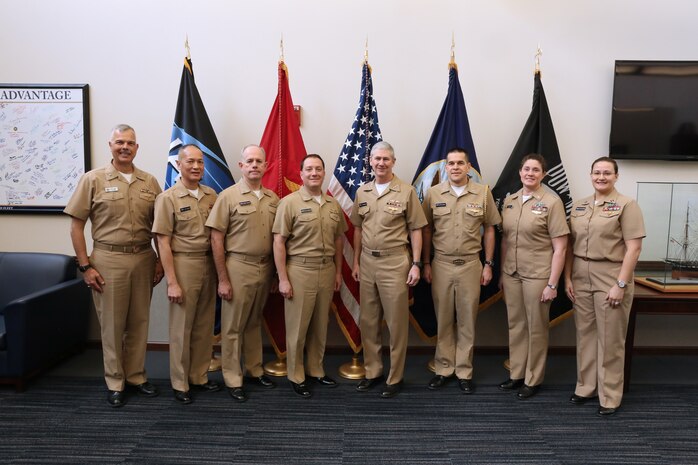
[2,0,697,345]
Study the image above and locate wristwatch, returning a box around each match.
[547,283,557,290]
[78,263,92,273]
[412,261,423,269]
[484,259,494,267]
[617,280,627,289]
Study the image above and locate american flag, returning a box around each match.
[327,61,383,353]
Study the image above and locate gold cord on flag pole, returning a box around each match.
[449,32,457,70]
[364,36,369,63]
[534,44,542,76]
[185,35,191,60]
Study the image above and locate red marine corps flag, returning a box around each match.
[260,55,307,364]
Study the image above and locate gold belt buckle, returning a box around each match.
[371,251,380,257]
[453,259,465,265]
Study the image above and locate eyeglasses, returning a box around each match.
[591,171,615,177]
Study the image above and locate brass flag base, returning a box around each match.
[338,353,365,380]
[263,357,288,377]
[208,355,222,372]
[427,358,436,373]
[503,358,511,371]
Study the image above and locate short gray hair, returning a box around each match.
[240,144,266,161]
[370,141,394,159]
[110,124,135,138]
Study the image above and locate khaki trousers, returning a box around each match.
[431,255,482,379]
[91,247,155,391]
[221,256,273,388]
[502,272,550,387]
[284,258,334,384]
[572,257,631,409]
[169,255,216,392]
[359,250,410,385]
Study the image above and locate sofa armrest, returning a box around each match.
[2,277,91,376]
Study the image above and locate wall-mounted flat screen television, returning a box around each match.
[610,60,698,161]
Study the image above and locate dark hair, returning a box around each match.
[590,156,618,174]
[519,153,547,172]
[301,153,325,170]
[446,147,469,162]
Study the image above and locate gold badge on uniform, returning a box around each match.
[386,199,403,213]
[531,202,548,215]
[603,201,621,212]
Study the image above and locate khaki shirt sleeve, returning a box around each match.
[484,189,501,226]
[272,196,294,237]
[152,192,175,236]
[336,208,349,237]
[422,189,433,226]
[205,194,230,232]
[64,172,94,220]
[547,196,570,238]
[350,194,363,227]
[405,187,428,230]
[620,199,646,240]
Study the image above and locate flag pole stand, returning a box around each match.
[339,352,365,380]
[427,358,436,373]
[208,333,222,372]
[264,357,288,377]
[503,358,511,371]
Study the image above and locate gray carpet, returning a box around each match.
[1,376,697,464]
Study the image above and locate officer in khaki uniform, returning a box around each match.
[273,154,348,398]
[351,141,427,398]
[206,144,279,402]
[65,124,163,408]
[422,148,501,394]
[500,154,568,399]
[565,157,645,416]
[153,144,221,405]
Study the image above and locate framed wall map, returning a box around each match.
[0,84,90,213]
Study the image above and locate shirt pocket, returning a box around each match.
[464,207,484,231]
[329,211,341,222]
[236,204,258,215]
[431,207,451,229]
[139,192,157,202]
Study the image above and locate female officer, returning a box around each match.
[564,156,644,416]
[499,154,569,399]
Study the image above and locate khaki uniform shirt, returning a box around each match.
[423,180,501,256]
[272,186,348,257]
[501,187,569,278]
[569,189,645,262]
[205,181,279,256]
[152,181,218,252]
[350,175,428,250]
[64,163,161,245]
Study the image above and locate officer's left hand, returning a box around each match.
[480,265,493,286]
[540,286,557,303]
[406,265,420,287]
[334,272,342,291]
[153,259,164,286]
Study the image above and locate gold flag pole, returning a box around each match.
[263,33,290,378]
[338,39,373,381]
[534,44,542,76]
[184,34,191,60]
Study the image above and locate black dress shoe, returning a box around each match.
[191,380,221,392]
[498,378,524,391]
[107,390,126,408]
[291,382,312,398]
[569,393,597,405]
[313,376,338,387]
[173,390,192,405]
[228,387,248,403]
[245,375,277,389]
[458,378,474,394]
[380,381,403,398]
[356,376,384,392]
[598,406,618,416]
[427,375,452,390]
[129,381,159,397]
[517,384,540,399]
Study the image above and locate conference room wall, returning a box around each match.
[1,0,696,347]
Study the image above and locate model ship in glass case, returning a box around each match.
[635,182,698,292]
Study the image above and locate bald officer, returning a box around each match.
[422,148,501,394]
[153,144,221,404]
[65,124,163,408]
[273,154,348,398]
[351,141,428,398]
[207,144,279,402]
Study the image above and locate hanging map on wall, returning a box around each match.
[0,84,90,213]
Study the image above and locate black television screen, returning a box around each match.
[610,60,698,161]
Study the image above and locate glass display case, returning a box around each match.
[635,182,698,292]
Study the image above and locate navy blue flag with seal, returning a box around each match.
[490,71,574,326]
[166,57,234,193]
[410,62,493,341]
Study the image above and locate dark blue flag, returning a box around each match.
[410,63,487,341]
[166,57,234,193]
[491,71,574,326]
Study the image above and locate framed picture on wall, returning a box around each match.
[0,84,90,213]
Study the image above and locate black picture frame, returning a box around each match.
[0,84,90,213]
